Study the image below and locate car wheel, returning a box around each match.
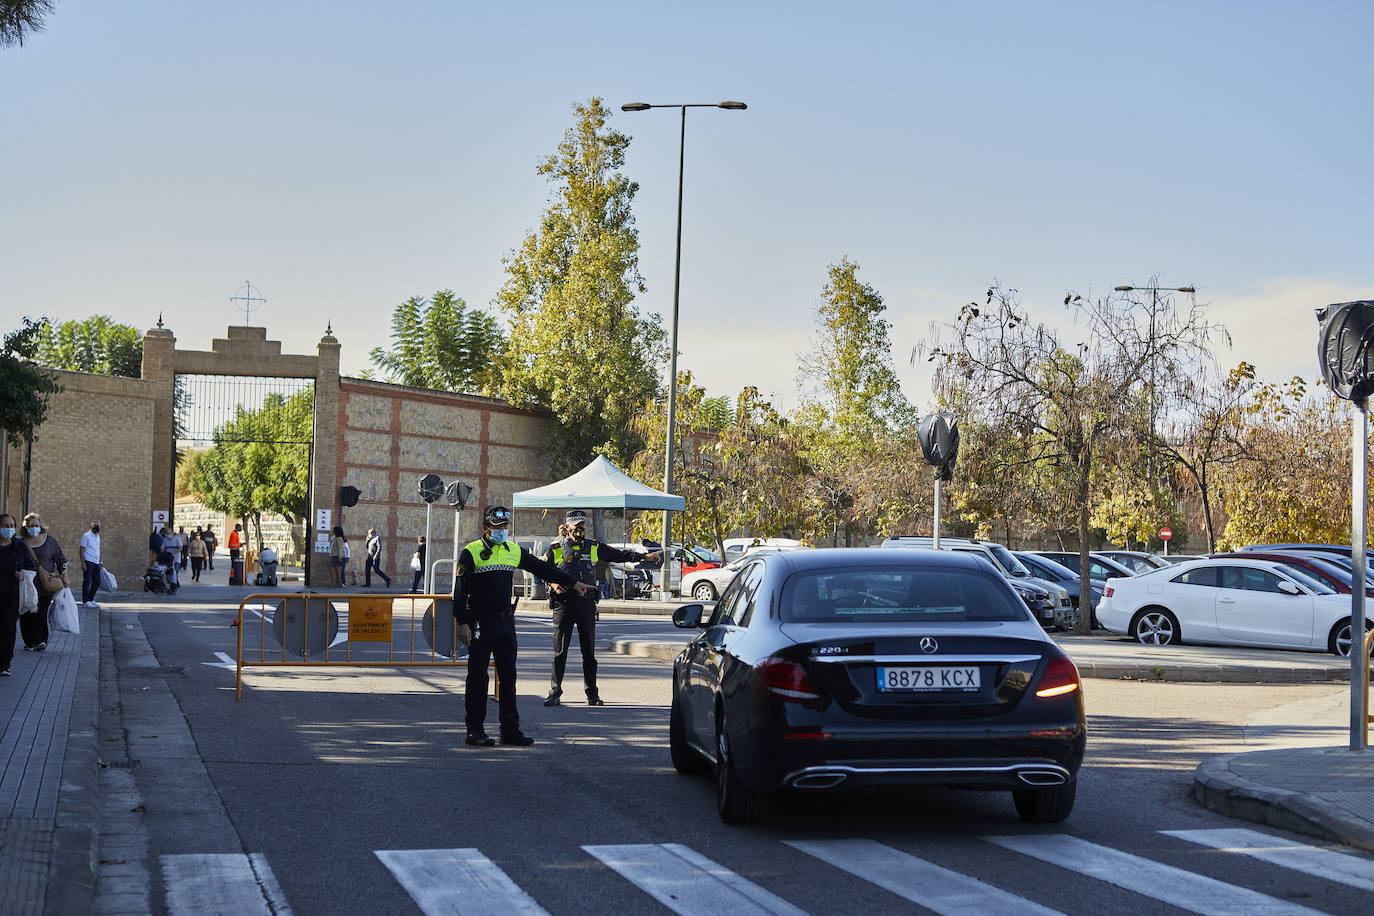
[670,691,708,775]
[1132,607,1179,646]
[716,710,766,825]
[692,581,717,602]
[1328,618,1374,657]
[1013,780,1076,823]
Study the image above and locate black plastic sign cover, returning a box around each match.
[917,413,960,481]
[1318,301,1374,403]
[418,474,444,504]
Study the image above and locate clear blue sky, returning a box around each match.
[4,1,1371,411]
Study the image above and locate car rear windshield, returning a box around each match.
[781,567,1028,623]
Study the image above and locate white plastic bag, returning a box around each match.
[410,553,422,571]
[48,586,80,635]
[100,566,118,592]
[18,569,38,615]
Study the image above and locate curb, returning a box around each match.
[1193,752,1374,852]
[43,604,101,916]
[608,640,1350,684]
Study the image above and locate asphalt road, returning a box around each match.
[102,595,1374,915]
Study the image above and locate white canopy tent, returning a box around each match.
[512,455,686,511]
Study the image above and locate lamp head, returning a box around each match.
[1114,286,1134,292]
[621,102,652,112]
[717,100,748,110]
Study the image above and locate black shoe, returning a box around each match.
[499,731,534,746]
[33,642,45,652]
[0,669,10,677]
[465,733,496,747]
[543,693,561,707]
[586,690,604,706]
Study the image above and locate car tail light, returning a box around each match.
[1034,654,1080,699]
[756,658,821,701]
[1102,585,1114,597]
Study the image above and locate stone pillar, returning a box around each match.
[310,331,341,587]
[142,325,177,529]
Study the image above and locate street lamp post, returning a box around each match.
[1114,283,1196,487]
[622,100,747,595]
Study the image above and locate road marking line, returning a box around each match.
[984,834,1325,916]
[202,651,237,671]
[786,838,1062,916]
[161,853,292,915]
[375,848,548,915]
[583,843,807,916]
[1164,827,1374,892]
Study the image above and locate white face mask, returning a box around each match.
[489,529,509,544]
[25,526,41,538]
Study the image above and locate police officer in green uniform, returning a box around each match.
[543,510,662,707]
[455,505,593,747]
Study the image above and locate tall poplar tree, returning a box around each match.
[494,98,665,471]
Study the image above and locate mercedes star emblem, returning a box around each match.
[920,636,939,654]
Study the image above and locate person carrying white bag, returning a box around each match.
[1,513,39,678]
[48,585,80,636]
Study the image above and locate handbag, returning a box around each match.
[26,545,64,593]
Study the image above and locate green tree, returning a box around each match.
[369,291,506,394]
[494,97,665,471]
[184,390,313,551]
[1,0,55,48]
[795,258,913,545]
[35,315,143,377]
[0,317,61,448]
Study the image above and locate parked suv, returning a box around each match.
[880,536,1074,630]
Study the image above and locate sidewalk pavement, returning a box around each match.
[0,602,99,916]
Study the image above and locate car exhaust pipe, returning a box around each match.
[1016,769,1067,786]
[790,772,848,790]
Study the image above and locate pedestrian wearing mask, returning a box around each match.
[187,532,208,582]
[454,505,594,747]
[542,510,661,707]
[0,514,38,677]
[80,519,102,608]
[162,526,182,592]
[21,513,67,652]
[409,536,426,594]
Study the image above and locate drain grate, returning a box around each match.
[100,759,142,769]
[127,666,185,677]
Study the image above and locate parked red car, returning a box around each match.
[1209,551,1374,597]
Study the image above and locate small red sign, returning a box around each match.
[1160,527,1173,541]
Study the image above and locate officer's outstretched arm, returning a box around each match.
[518,548,582,594]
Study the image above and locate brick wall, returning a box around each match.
[334,378,558,589]
[17,370,156,592]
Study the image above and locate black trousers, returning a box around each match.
[22,591,52,648]
[365,556,390,587]
[83,561,101,604]
[549,599,597,695]
[464,613,519,735]
[0,592,18,672]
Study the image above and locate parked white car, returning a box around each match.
[721,537,802,564]
[682,546,801,601]
[1096,557,1367,656]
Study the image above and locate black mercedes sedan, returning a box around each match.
[669,548,1086,825]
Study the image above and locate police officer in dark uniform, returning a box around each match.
[542,510,662,707]
[455,505,593,747]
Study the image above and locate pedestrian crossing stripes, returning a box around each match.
[161,853,293,916]
[583,843,806,916]
[785,838,1063,916]
[1163,827,1374,893]
[160,830,1374,916]
[375,848,547,915]
[985,833,1324,916]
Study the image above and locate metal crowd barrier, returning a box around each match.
[232,592,494,700]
